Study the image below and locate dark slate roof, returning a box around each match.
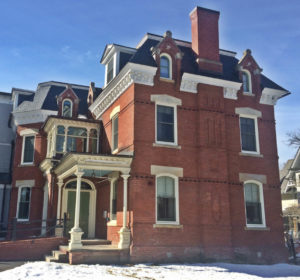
[126,37,287,91]
[18,92,34,106]
[0,92,11,96]
[41,85,91,116]
[0,173,11,184]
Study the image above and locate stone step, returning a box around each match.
[81,239,111,246]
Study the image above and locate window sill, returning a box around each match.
[112,149,119,155]
[159,78,175,83]
[239,152,263,158]
[19,163,35,167]
[153,224,183,229]
[107,220,117,226]
[243,92,255,97]
[244,226,270,231]
[153,143,181,149]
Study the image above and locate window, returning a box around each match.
[56,125,65,153]
[240,117,257,152]
[110,180,117,221]
[242,70,251,93]
[112,115,118,152]
[156,175,179,223]
[67,127,87,153]
[22,135,35,164]
[244,181,265,227]
[106,57,114,84]
[89,129,98,154]
[160,55,171,79]
[62,99,72,118]
[157,105,174,143]
[17,187,31,220]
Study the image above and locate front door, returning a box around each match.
[66,191,90,238]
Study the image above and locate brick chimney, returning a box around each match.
[190,6,222,73]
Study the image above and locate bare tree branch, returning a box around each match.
[287,129,300,146]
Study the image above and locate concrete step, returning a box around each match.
[45,249,68,263]
[81,239,111,246]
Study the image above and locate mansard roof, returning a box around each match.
[107,33,288,93]
[14,81,102,116]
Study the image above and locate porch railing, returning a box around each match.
[0,213,68,241]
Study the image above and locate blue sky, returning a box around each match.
[0,0,299,166]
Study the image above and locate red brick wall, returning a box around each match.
[0,237,67,261]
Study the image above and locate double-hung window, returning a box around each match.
[106,57,114,85]
[244,181,266,227]
[236,108,261,155]
[160,54,172,79]
[22,135,35,164]
[17,186,31,221]
[62,99,73,118]
[112,115,119,152]
[242,71,251,93]
[151,94,181,147]
[110,180,117,221]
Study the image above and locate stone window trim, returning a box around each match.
[235,107,262,156]
[21,134,36,165]
[16,184,33,222]
[160,53,172,80]
[243,180,266,229]
[151,94,182,147]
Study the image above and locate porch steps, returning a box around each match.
[45,239,113,263]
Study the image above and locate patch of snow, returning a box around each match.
[1,262,300,280]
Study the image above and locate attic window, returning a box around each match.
[242,70,251,93]
[160,54,172,79]
[62,99,72,118]
[106,57,114,84]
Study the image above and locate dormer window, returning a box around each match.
[62,99,73,118]
[242,70,251,93]
[106,57,114,85]
[160,54,172,79]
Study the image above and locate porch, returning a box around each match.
[42,152,133,252]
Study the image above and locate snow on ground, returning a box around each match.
[1,261,300,280]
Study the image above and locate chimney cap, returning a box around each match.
[164,30,172,38]
[244,49,252,55]
[189,6,220,17]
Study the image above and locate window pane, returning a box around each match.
[63,100,72,117]
[107,58,114,84]
[56,135,65,152]
[157,176,176,221]
[157,105,174,143]
[244,183,262,224]
[57,126,65,135]
[23,136,34,163]
[68,127,87,137]
[160,56,170,78]
[113,117,118,151]
[240,117,256,152]
[18,187,30,219]
[242,72,249,92]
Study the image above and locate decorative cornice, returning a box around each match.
[89,63,157,119]
[260,88,289,106]
[180,72,242,100]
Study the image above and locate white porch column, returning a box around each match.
[56,180,63,225]
[69,170,84,251]
[118,174,131,249]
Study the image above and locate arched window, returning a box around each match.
[156,175,176,222]
[160,54,172,79]
[62,99,73,118]
[242,71,251,93]
[244,181,265,227]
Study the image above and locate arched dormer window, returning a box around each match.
[160,54,172,79]
[242,70,251,93]
[62,99,73,118]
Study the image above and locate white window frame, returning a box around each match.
[155,174,180,225]
[242,69,252,94]
[151,95,181,147]
[239,114,260,155]
[243,180,266,228]
[110,106,120,154]
[160,53,172,80]
[62,98,73,118]
[21,134,36,165]
[16,185,32,221]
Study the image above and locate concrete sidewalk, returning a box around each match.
[0,262,25,272]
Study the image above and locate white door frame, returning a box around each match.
[62,178,96,238]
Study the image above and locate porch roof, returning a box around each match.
[53,152,133,180]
